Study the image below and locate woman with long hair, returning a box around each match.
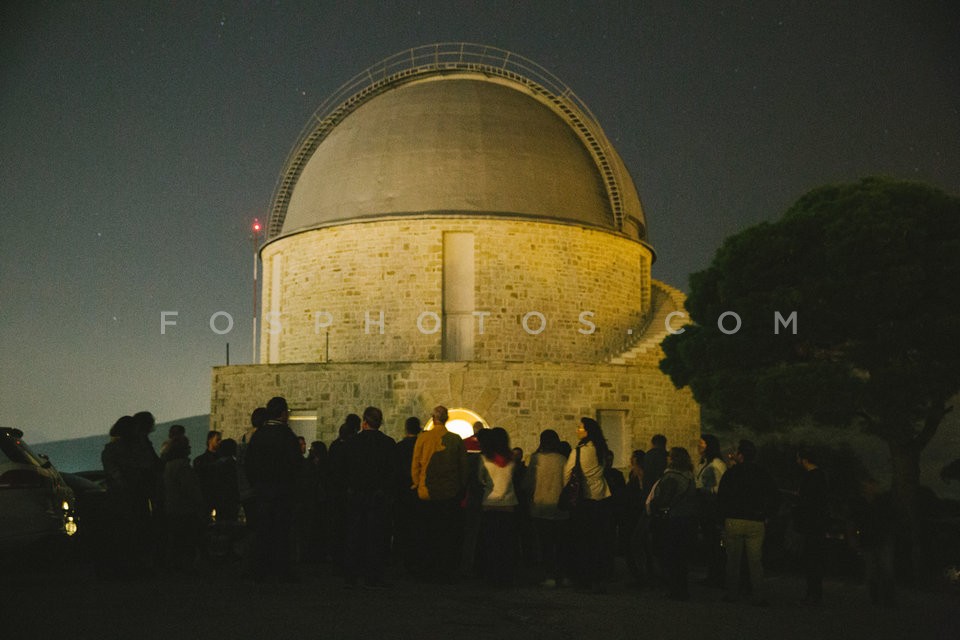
[477,426,519,586]
[649,446,699,600]
[696,435,726,493]
[696,434,728,586]
[563,417,613,592]
[523,429,571,587]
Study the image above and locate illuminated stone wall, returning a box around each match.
[259,217,653,365]
[210,353,700,461]
[214,59,700,461]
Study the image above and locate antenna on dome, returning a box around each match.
[251,218,262,363]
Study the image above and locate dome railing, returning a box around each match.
[267,43,629,239]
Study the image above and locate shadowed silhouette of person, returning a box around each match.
[163,435,204,573]
[244,396,302,582]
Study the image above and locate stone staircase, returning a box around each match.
[609,280,688,365]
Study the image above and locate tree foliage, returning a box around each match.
[661,177,960,448]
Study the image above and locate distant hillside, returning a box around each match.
[30,415,210,472]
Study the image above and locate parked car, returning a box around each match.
[59,471,109,557]
[0,427,76,547]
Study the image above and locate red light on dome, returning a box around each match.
[252,219,262,232]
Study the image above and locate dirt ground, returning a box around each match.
[4,543,957,640]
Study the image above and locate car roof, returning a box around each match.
[0,427,26,439]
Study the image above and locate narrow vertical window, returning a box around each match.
[640,256,651,312]
[268,253,283,363]
[443,232,475,361]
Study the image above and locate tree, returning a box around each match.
[660,177,960,578]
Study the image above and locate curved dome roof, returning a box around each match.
[269,44,649,244]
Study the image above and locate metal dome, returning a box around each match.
[267,43,648,243]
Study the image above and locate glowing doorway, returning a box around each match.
[424,407,488,439]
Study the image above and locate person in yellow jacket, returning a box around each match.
[410,406,468,581]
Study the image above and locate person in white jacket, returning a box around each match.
[477,427,519,586]
[524,429,570,587]
[563,417,613,592]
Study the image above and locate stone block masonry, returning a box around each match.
[210,357,700,461]
[258,217,653,365]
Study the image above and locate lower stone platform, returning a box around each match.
[210,359,699,459]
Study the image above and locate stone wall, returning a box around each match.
[259,217,653,365]
[210,354,700,461]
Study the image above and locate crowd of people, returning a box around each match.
[98,400,897,606]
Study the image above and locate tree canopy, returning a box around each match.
[660,177,960,450]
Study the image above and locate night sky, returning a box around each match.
[2,1,958,443]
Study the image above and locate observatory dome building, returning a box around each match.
[211,44,698,457]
